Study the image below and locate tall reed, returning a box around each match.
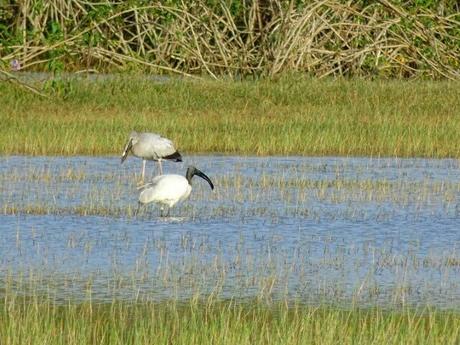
[1,0,459,79]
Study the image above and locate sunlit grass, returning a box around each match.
[1,75,459,157]
[1,296,459,345]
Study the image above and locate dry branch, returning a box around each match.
[0,0,458,79]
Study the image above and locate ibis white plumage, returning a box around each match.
[136,166,214,216]
[121,131,182,181]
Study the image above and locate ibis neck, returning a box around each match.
[185,169,194,185]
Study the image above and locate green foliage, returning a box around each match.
[46,21,64,43]
[43,78,73,98]
[87,3,112,20]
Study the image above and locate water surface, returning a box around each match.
[0,156,459,307]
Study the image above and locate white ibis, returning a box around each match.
[136,166,214,217]
[121,131,182,181]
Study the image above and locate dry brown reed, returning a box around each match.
[0,0,459,79]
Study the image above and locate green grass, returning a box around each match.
[1,75,459,157]
[1,297,459,345]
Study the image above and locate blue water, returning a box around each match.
[0,156,459,307]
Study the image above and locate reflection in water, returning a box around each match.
[0,155,459,307]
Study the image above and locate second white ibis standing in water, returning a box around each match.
[121,131,182,182]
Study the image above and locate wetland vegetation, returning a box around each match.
[1,297,460,345]
[1,156,460,344]
[1,76,459,157]
[1,0,459,79]
[1,1,460,343]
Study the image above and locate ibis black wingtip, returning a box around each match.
[164,151,182,162]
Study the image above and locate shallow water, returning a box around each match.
[0,155,459,307]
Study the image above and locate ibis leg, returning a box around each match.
[141,159,146,182]
[159,206,170,217]
[158,159,163,175]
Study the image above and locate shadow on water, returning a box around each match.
[0,155,459,308]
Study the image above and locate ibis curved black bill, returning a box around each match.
[121,139,133,164]
[196,170,214,190]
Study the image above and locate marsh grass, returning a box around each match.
[1,294,460,345]
[1,160,458,219]
[1,0,460,79]
[3,228,460,344]
[0,76,459,157]
[2,156,458,310]
[3,197,460,310]
[0,299,460,345]
[2,184,460,345]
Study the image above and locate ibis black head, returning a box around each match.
[121,131,138,164]
[186,166,214,190]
